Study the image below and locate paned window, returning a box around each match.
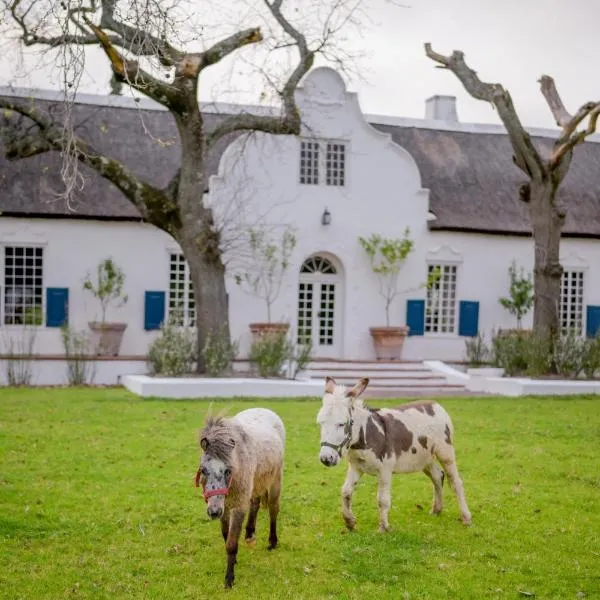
[3,246,44,326]
[299,140,319,185]
[326,142,346,186]
[168,253,196,327]
[425,264,457,334]
[560,270,584,335]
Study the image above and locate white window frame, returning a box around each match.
[168,252,196,328]
[298,138,347,187]
[1,244,45,327]
[560,269,585,336]
[425,262,459,335]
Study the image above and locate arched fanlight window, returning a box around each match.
[300,255,337,275]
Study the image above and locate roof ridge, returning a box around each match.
[2,85,599,143]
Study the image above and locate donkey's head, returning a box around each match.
[316,376,369,467]
[197,417,236,520]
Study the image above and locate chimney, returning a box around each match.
[425,95,458,122]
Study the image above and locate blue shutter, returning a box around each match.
[46,287,69,327]
[586,305,600,338]
[144,291,165,330]
[406,299,425,336]
[458,300,479,337]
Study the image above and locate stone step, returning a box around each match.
[307,369,441,380]
[308,375,448,386]
[307,361,431,372]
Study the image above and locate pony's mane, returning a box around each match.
[199,415,237,462]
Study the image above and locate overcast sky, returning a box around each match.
[0,0,597,129]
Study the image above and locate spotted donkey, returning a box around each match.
[317,377,472,532]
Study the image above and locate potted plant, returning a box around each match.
[498,260,534,339]
[83,257,129,356]
[235,226,297,341]
[358,228,414,360]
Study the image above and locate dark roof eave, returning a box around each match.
[427,222,600,240]
[0,211,145,223]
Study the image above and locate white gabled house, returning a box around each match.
[1,66,600,385]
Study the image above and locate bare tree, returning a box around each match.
[0,0,372,372]
[425,43,600,356]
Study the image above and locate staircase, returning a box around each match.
[305,359,467,398]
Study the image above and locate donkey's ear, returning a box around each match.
[200,437,209,451]
[229,438,236,448]
[324,376,336,394]
[346,377,369,398]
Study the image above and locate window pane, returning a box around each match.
[560,270,584,335]
[168,253,196,328]
[425,264,457,334]
[326,142,346,187]
[299,140,319,185]
[4,245,44,325]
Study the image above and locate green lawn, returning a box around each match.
[1,388,598,600]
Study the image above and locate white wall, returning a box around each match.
[0,217,180,355]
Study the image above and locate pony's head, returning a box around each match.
[316,376,369,467]
[197,416,236,520]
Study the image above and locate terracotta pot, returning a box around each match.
[369,326,409,360]
[88,321,127,356]
[249,322,290,342]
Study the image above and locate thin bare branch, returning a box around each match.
[425,42,545,180]
[205,0,314,146]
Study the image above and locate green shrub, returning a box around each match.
[491,330,529,376]
[147,316,196,376]
[581,336,600,379]
[60,324,96,385]
[249,330,293,378]
[464,333,490,367]
[202,326,238,377]
[290,339,313,378]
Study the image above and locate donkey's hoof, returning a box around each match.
[378,524,391,533]
[343,518,356,531]
[245,536,257,546]
[461,515,472,526]
[224,577,234,589]
[430,507,443,516]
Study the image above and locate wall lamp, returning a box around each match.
[321,207,331,226]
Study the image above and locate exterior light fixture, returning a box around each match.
[321,207,331,226]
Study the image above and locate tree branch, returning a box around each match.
[205,0,314,146]
[0,98,179,231]
[425,43,546,180]
[200,28,264,70]
[84,19,183,110]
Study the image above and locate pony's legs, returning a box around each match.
[267,473,282,551]
[245,496,261,544]
[224,508,246,588]
[435,444,472,525]
[376,470,392,533]
[341,463,362,530]
[423,462,445,515]
[220,507,230,542]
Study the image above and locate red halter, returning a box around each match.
[195,468,232,503]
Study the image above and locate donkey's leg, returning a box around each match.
[436,444,472,525]
[245,496,261,544]
[267,475,282,551]
[224,508,246,588]
[423,462,445,515]
[341,463,362,531]
[220,507,230,542]
[377,469,392,533]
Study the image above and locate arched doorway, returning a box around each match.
[296,254,343,358]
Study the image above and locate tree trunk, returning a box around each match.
[529,179,564,351]
[174,105,230,374]
[182,236,229,373]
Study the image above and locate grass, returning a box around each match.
[0,388,599,600]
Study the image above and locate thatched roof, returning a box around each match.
[2,88,600,237]
[371,124,600,237]
[0,91,233,221]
